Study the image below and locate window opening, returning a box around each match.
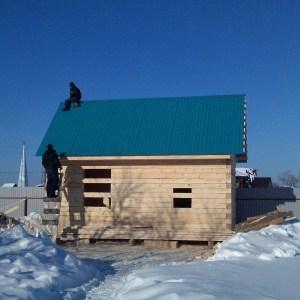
[83,169,112,207]
[84,198,105,207]
[173,188,192,193]
[84,183,111,192]
[173,198,192,208]
[84,169,111,178]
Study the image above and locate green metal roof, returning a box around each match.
[36,95,247,160]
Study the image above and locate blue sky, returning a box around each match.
[0,0,299,186]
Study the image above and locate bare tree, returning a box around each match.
[277,170,299,187]
[272,182,279,188]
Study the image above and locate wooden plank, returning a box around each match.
[58,190,71,197]
[59,234,230,242]
[59,205,231,214]
[64,161,231,168]
[58,219,230,230]
[44,209,60,214]
[61,202,231,214]
[51,224,59,243]
[83,178,230,184]
[58,227,232,234]
[65,226,233,236]
[236,217,284,233]
[8,218,13,229]
[61,199,84,206]
[82,192,111,198]
[128,166,225,172]
[68,230,232,238]
[44,197,61,202]
[112,171,229,178]
[59,216,229,227]
[80,191,231,199]
[75,239,90,246]
[42,219,58,225]
[110,188,232,194]
[111,166,230,173]
[60,206,231,214]
[59,204,230,213]
[109,198,230,204]
[62,214,231,223]
[59,211,225,221]
[64,154,231,161]
[64,160,230,168]
[3,206,19,214]
[111,173,229,179]
[143,240,178,249]
[246,210,278,222]
[235,211,293,233]
[112,204,230,212]
[82,165,230,171]
[103,191,230,198]
[111,183,229,189]
[57,229,233,241]
[71,219,232,227]
[129,168,230,175]
[60,210,229,218]
[79,231,233,239]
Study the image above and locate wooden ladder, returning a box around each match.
[42,172,63,243]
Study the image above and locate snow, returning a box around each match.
[235,168,257,178]
[1,217,300,299]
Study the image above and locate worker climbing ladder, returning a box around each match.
[42,172,63,242]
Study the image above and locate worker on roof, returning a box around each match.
[62,82,82,111]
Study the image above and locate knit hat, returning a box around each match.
[47,144,53,150]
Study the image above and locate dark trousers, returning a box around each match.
[64,97,78,109]
[46,169,59,197]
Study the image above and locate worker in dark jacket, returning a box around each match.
[62,82,81,111]
[42,144,62,198]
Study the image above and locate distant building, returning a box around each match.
[236,168,273,188]
[236,168,257,188]
[2,183,17,187]
[252,177,273,188]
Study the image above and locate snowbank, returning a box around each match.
[0,225,102,299]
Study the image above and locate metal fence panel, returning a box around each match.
[2,187,300,224]
[236,188,300,223]
[0,187,45,219]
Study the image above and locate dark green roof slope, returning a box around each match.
[36,95,247,160]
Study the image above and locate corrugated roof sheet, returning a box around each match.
[36,94,247,158]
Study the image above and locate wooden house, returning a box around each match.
[36,95,247,245]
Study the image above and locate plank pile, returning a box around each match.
[235,210,294,233]
[0,212,20,229]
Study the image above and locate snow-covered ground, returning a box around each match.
[1,215,300,299]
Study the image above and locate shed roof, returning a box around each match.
[36,94,247,161]
[2,183,17,187]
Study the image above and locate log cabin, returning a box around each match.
[36,94,247,245]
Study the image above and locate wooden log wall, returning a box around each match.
[57,155,236,242]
